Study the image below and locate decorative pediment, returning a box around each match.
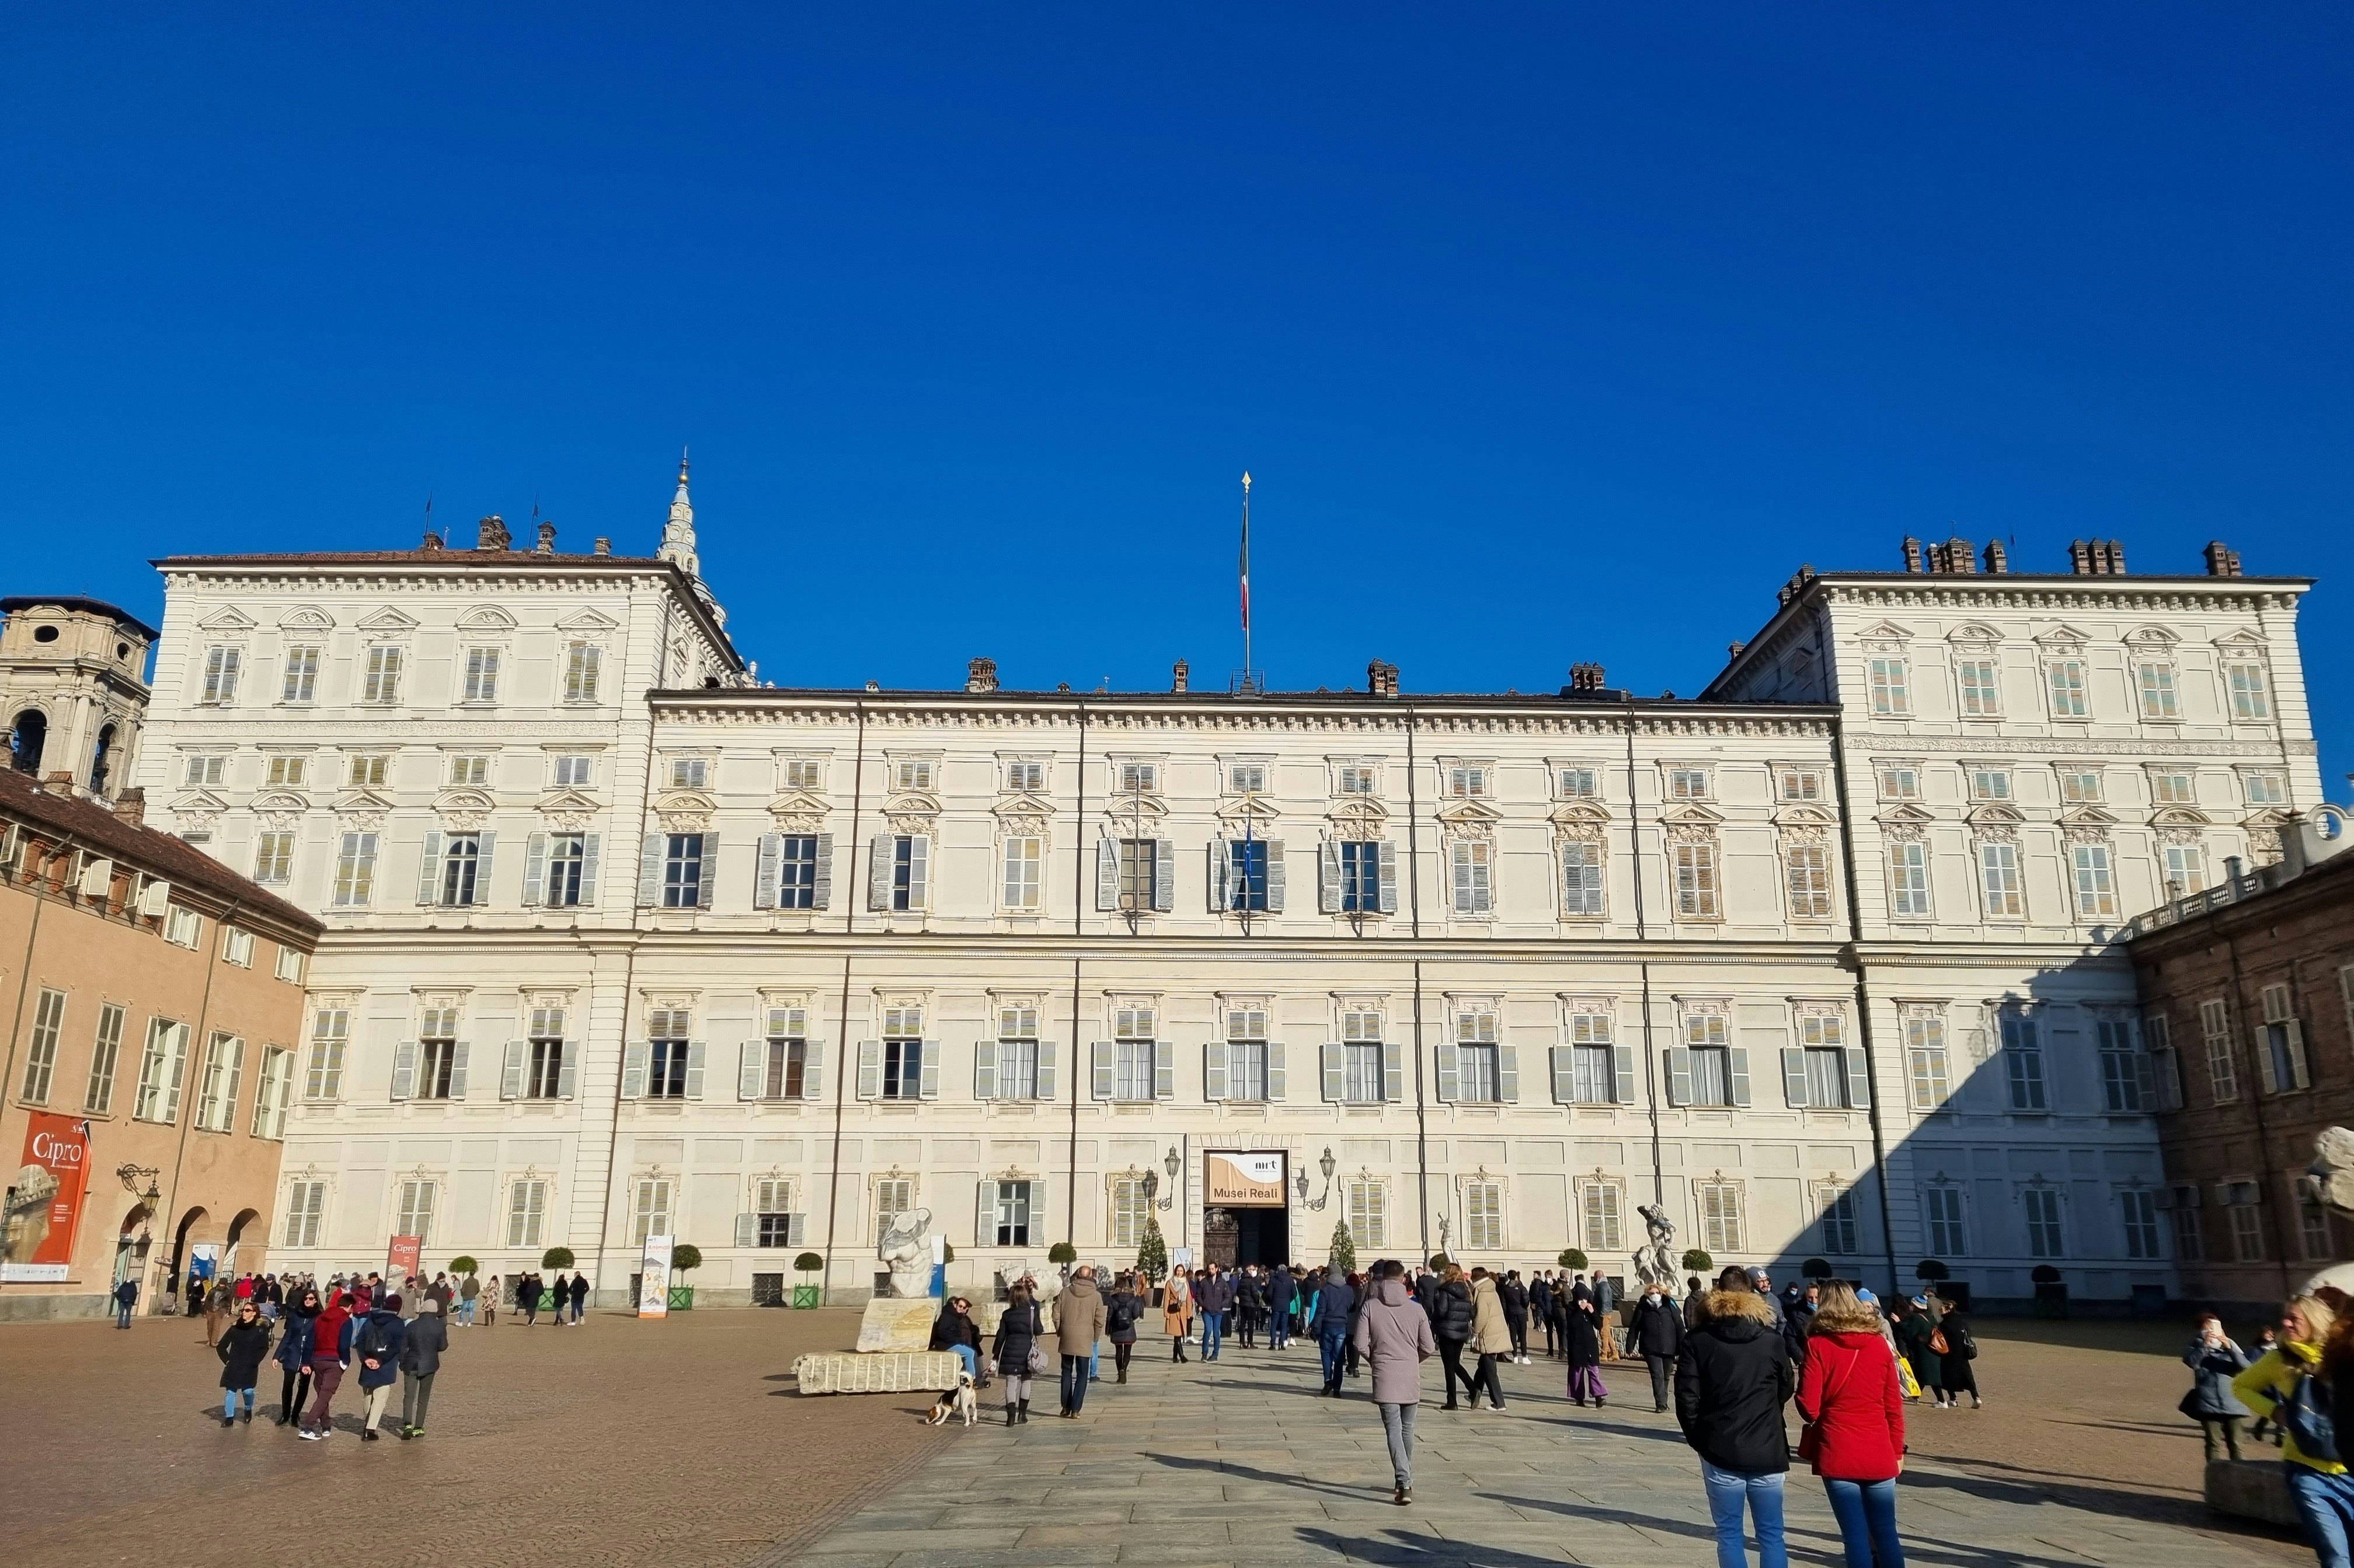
[1945,622,2004,646]
[434,787,499,820]
[1876,803,1935,841]
[457,604,518,633]
[1099,795,1168,825]
[1964,803,2024,837]
[557,608,619,633]
[2033,623,2092,650]
[2124,624,2179,649]
[196,607,255,633]
[249,789,312,816]
[2057,804,2119,829]
[991,795,1052,839]
[1549,800,1611,833]
[1855,621,1913,645]
[882,790,942,820]
[535,788,603,817]
[356,605,419,633]
[171,788,230,814]
[1325,797,1389,835]
[1774,803,1840,829]
[769,789,833,823]
[1212,796,1282,832]
[1657,803,1725,828]
[2214,629,2266,652]
[654,789,718,817]
[2149,806,2212,830]
[333,788,395,816]
[276,605,335,631]
[1433,799,1502,830]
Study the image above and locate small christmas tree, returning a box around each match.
[1135,1215,1169,1283]
[1328,1220,1357,1274]
[1558,1248,1589,1271]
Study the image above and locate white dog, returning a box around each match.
[925,1368,977,1427]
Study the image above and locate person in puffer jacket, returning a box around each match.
[1676,1271,1794,1568]
[1353,1260,1436,1504]
[1426,1265,1477,1410]
[1796,1282,1907,1567]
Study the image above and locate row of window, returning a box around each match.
[2167,1177,2343,1269]
[187,749,605,795]
[1863,650,2273,723]
[196,641,604,709]
[15,988,292,1138]
[1886,836,2151,921]
[1874,759,2289,810]
[2144,972,2354,1111]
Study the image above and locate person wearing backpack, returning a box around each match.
[2234,1295,2352,1567]
[354,1293,410,1442]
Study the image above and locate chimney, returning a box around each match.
[2205,540,2244,577]
[1945,537,1977,574]
[1902,537,1925,573]
[476,515,511,551]
[1982,539,2008,574]
[1728,641,1746,661]
[593,536,612,556]
[1171,658,1189,693]
[2069,539,2092,574]
[965,656,999,694]
[1567,661,1607,693]
[112,787,145,827]
[420,530,444,552]
[535,521,557,554]
[1368,659,1399,698]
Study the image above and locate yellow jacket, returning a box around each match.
[2233,1344,2347,1474]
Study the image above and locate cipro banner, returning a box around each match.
[386,1234,423,1280]
[638,1234,673,1318]
[1204,1151,1287,1208]
[3,1113,90,1282]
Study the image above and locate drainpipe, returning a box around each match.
[1065,699,1089,1247]
[1404,700,1430,1263]
[1624,702,1663,1206]
[158,894,239,1298]
[1827,711,1902,1301]
[820,698,869,1305]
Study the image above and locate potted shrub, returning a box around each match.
[1681,1249,1713,1276]
[668,1243,702,1310]
[541,1246,576,1271]
[1048,1241,1078,1280]
[1557,1248,1589,1272]
[448,1255,480,1277]
[1426,1253,1451,1272]
[792,1250,823,1309]
[2031,1263,2067,1319]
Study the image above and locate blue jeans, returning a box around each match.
[2287,1463,2354,1568]
[948,1343,979,1381]
[117,1304,133,1328]
[1319,1327,1349,1388]
[1270,1309,1290,1348]
[1060,1354,1090,1413]
[1699,1460,1787,1568]
[458,1298,476,1325]
[1202,1312,1223,1359]
[1822,1478,1903,1567]
[222,1387,254,1419]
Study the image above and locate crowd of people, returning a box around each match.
[2181,1292,2354,1568]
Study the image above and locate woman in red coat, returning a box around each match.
[1796,1281,1907,1567]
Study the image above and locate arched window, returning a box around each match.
[90,722,117,795]
[9,709,46,774]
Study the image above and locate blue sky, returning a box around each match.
[4,5,2348,786]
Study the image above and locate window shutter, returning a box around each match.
[735,1213,758,1248]
[416,831,443,904]
[1383,1041,1404,1102]
[868,835,894,910]
[1154,1039,1175,1100]
[976,1181,997,1248]
[812,834,833,910]
[472,832,497,905]
[1498,1045,1519,1103]
[856,1040,880,1099]
[974,1039,998,1100]
[754,834,781,911]
[1666,1047,1693,1107]
[620,1041,650,1100]
[1782,1047,1809,1108]
[579,834,601,906]
[1091,1040,1116,1099]
[739,1040,766,1101]
[1154,840,1175,912]
[1319,841,1341,913]
[1029,1179,1048,1242]
[918,1039,941,1100]
[788,1214,807,1246]
[1035,1041,1056,1100]
[904,836,927,910]
[1266,841,1287,912]
[1204,1041,1228,1101]
[556,1039,580,1099]
[1267,1043,1284,1099]
[2256,1028,2280,1095]
[1321,1043,1344,1102]
[695,835,718,910]
[1435,1040,1461,1103]
[1613,1045,1637,1106]
[637,834,664,906]
[1096,839,1120,911]
[1209,840,1230,912]
[1728,1047,1752,1107]
[448,1041,471,1099]
[522,833,547,907]
[2288,1022,2311,1090]
[802,1040,826,1100]
[2134,1050,2157,1109]
[1551,1046,1574,1104]
[1843,1047,1873,1109]
[1378,840,1399,914]
[501,1040,528,1100]
[389,1040,417,1101]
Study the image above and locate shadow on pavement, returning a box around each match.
[1484,1489,2089,1568]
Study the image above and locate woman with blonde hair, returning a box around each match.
[1797,1282,1907,1566]
[2237,1295,2354,1568]
[1162,1266,1193,1363]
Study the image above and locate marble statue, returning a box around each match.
[2300,1129,2354,1298]
[1632,1203,1679,1295]
[876,1207,934,1299]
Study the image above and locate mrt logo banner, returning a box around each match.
[3,1113,90,1282]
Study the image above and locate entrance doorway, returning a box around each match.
[1204,1207,1291,1269]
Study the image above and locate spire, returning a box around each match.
[657,447,699,577]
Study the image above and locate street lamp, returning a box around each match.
[1156,1145,1179,1210]
[1294,1147,1336,1211]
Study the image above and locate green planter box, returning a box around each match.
[792,1284,820,1309]
[667,1285,695,1311]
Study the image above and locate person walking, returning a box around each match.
[215,1300,273,1427]
[203,1276,232,1347]
[480,1271,500,1326]
[354,1292,409,1441]
[298,1291,356,1440]
[398,1296,448,1438]
[546,1271,569,1321]
[1355,1259,1437,1505]
[1428,1264,1477,1410]
[1054,1266,1108,1416]
[518,1272,543,1326]
[1311,1265,1359,1397]
[1676,1272,1795,1568]
[1269,1264,1297,1350]
[1795,1282,1907,1567]
[567,1270,588,1324]
[1531,1273,1556,1358]
[113,1276,139,1329]
[994,1281,1044,1426]
[1782,1284,1818,1375]
[1197,1265,1232,1361]
[2236,1295,2353,1566]
[1468,1269,1513,1412]
[1106,1275,1145,1383]
[1501,1270,1531,1365]
[1629,1283,1685,1413]
[2182,1314,2251,1463]
[1938,1306,1982,1409]
[1236,1266,1264,1350]
[1895,1299,1944,1407]
[275,1285,322,1425]
[1163,1268,1193,1362]
[457,1270,479,1327]
[1564,1287,1607,1407]
[1595,1273,1621,1361]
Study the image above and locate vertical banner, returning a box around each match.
[386,1234,422,1281]
[2,1113,90,1282]
[638,1234,673,1318]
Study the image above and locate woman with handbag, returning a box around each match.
[1163,1269,1194,1363]
[2234,1295,2352,1568]
[1796,1282,1907,1567]
[994,1281,1046,1427]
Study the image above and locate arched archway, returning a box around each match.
[8,708,46,775]
[89,722,118,795]
[172,1205,209,1310]
[114,1203,153,1291]
[224,1208,260,1276]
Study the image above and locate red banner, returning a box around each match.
[3,1113,90,1281]
[387,1234,422,1280]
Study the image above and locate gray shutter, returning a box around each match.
[416,832,443,904]
[1382,1041,1404,1102]
[1035,1041,1056,1102]
[1666,1047,1693,1107]
[1154,840,1175,912]
[579,834,601,907]
[812,834,833,910]
[856,1040,880,1099]
[976,1181,997,1248]
[740,1040,766,1100]
[556,1039,580,1099]
[1319,841,1341,913]
[1096,839,1120,911]
[1782,1048,1810,1109]
[1154,1039,1175,1100]
[695,835,717,909]
[447,1040,471,1099]
[1203,1041,1228,1101]
[472,832,496,905]
[522,833,547,907]
[1321,1043,1344,1102]
[754,834,781,911]
[868,834,894,910]
[918,1039,940,1099]
[1091,1040,1116,1100]
[1266,1041,1285,1100]
[500,1040,528,1100]
[1550,1046,1573,1104]
[1843,1047,1873,1110]
[638,834,664,906]
[1612,1045,1637,1106]
[1498,1045,1519,1103]
[1266,841,1287,912]
[1435,1040,1461,1103]
[802,1040,826,1101]
[389,1040,417,1100]
[974,1039,998,1100]
[1378,840,1399,914]
[1728,1048,1752,1107]
[1209,839,1230,912]
[620,1041,650,1099]
[1029,1179,1048,1244]
[787,1214,807,1246]
[903,835,927,909]
[735,1213,758,1248]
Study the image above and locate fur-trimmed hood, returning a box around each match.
[1703,1288,1777,1329]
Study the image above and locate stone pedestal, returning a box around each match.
[2205,1458,2299,1528]
[855,1295,942,1351]
[793,1350,962,1395]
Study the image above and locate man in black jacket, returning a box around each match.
[1674,1276,1794,1567]
[1499,1270,1531,1365]
[1626,1284,1684,1412]
[1268,1266,1297,1349]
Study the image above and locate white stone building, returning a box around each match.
[132,492,2322,1309]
